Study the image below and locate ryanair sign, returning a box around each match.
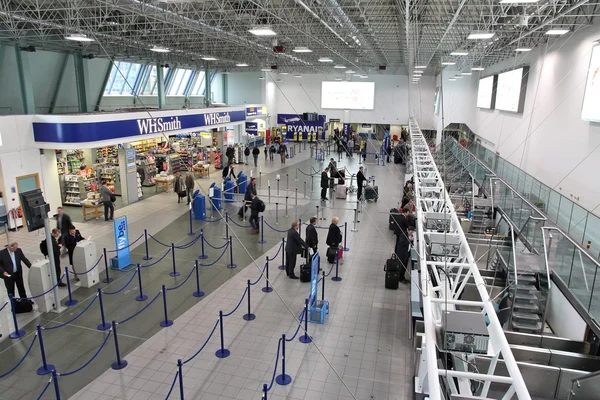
[246,106,267,117]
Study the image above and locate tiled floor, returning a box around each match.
[0,144,413,400]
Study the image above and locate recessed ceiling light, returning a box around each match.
[292,46,312,53]
[413,73,422,77]
[468,31,495,40]
[222,71,231,74]
[462,72,472,75]
[515,48,532,52]
[442,62,456,66]
[295,75,302,78]
[279,72,288,75]
[150,45,170,53]
[261,68,271,72]
[202,56,217,61]
[334,65,346,69]
[335,77,342,81]
[318,57,333,62]
[471,67,485,71]
[360,75,368,78]
[413,71,424,74]
[454,75,463,79]
[346,70,356,74]
[546,29,569,35]
[449,78,457,81]
[258,76,265,80]
[249,27,277,36]
[450,51,469,56]
[415,65,427,69]
[353,74,361,77]
[500,0,538,3]
[65,33,95,42]
[236,63,249,67]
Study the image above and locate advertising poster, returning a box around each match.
[113,216,131,269]
[581,45,600,122]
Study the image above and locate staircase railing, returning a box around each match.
[569,369,600,399]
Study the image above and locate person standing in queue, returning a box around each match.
[56,207,72,248]
[249,191,264,234]
[305,217,318,253]
[185,172,195,205]
[357,166,366,201]
[50,229,66,286]
[0,242,32,298]
[321,167,330,201]
[239,177,257,219]
[285,220,308,279]
[326,217,343,264]
[279,142,287,163]
[394,225,414,284]
[252,145,260,167]
[100,180,115,221]
[174,172,186,204]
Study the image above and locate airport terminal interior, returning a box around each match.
[1,1,600,400]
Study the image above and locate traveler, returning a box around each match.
[50,229,66,286]
[244,146,250,165]
[222,164,236,181]
[56,206,72,246]
[285,220,308,279]
[357,166,366,201]
[305,217,318,253]
[321,168,330,201]
[100,180,115,221]
[394,225,414,284]
[174,172,186,204]
[252,146,260,167]
[269,145,276,161]
[225,146,235,166]
[325,217,342,264]
[0,242,32,298]
[249,191,264,234]
[239,177,257,218]
[64,226,84,280]
[280,142,287,163]
[185,172,195,205]
[264,146,268,160]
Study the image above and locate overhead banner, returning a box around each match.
[277,114,326,140]
[245,122,258,135]
[33,109,246,144]
[246,106,267,117]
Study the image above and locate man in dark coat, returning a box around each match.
[249,191,262,233]
[356,166,366,201]
[0,242,32,298]
[56,207,72,246]
[239,177,257,218]
[320,168,330,201]
[252,146,260,167]
[185,172,195,205]
[285,220,308,279]
[394,224,414,284]
[305,217,318,253]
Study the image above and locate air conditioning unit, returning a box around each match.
[442,310,490,354]
[424,212,451,232]
[427,233,461,257]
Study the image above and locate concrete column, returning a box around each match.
[14,45,36,114]
[204,69,211,107]
[73,53,90,112]
[156,63,165,109]
[223,73,228,104]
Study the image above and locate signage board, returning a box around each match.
[113,216,131,270]
[308,252,320,307]
[246,106,267,117]
[245,121,259,135]
[277,114,326,140]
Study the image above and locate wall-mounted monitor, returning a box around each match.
[476,75,496,109]
[581,45,600,122]
[495,67,529,113]
[321,81,375,110]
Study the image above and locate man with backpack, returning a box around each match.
[252,145,260,167]
[249,191,265,234]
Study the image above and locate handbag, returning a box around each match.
[109,193,116,202]
[326,246,337,262]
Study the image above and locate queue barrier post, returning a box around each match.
[143,229,152,260]
[52,369,61,400]
[215,310,230,358]
[135,264,147,301]
[322,270,326,301]
[275,203,279,225]
[160,285,173,327]
[259,216,266,244]
[97,289,111,331]
[103,248,113,283]
[263,384,268,400]
[304,181,307,198]
[243,280,256,321]
[199,229,208,259]
[36,324,55,375]
[170,243,180,277]
[227,236,237,269]
[351,208,359,232]
[299,298,312,343]
[278,238,285,270]
[64,267,78,306]
[343,222,350,251]
[8,295,25,339]
[177,359,185,400]
[332,252,342,282]
[111,320,128,370]
[262,259,273,293]
[285,197,289,217]
[275,334,292,385]
[223,213,229,240]
[193,260,205,298]
[188,208,196,236]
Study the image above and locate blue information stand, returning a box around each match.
[112,216,131,270]
[308,252,329,324]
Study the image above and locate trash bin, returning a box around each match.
[224,178,235,203]
[192,190,206,220]
[209,182,222,211]
[237,172,248,195]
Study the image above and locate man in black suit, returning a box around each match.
[357,166,366,201]
[0,242,32,298]
[305,217,318,253]
[320,168,329,201]
[50,229,66,287]
[56,207,72,246]
[285,220,308,279]
[249,191,262,234]
[239,177,257,218]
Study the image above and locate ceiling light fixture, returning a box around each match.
[346,70,356,74]
[249,27,277,36]
[202,56,217,61]
[471,67,485,71]
[236,63,249,67]
[415,65,427,69]
[279,72,288,75]
[258,76,265,80]
[449,78,457,81]
[261,68,271,72]
[462,72,472,75]
[468,31,495,40]
[335,77,342,81]
[454,75,463,79]
[441,62,456,66]
[546,29,569,35]
[450,51,469,56]
[295,75,302,78]
[515,48,532,52]
[318,57,333,62]
[413,71,424,74]
[292,46,312,53]
[334,65,346,69]
[150,45,170,53]
[500,0,538,3]
[360,75,368,78]
[65,33,94,42]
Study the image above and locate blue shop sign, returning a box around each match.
[246,106,266,117]
[33,110,246,144]
[245,122,258,135]
[113,216,131,270]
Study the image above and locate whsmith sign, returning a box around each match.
[32,109,245,144]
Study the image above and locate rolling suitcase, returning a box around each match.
[389,208,398,230]
[300,264,311,282]
[385,271,399,290]
[385,255,401,272]
[365,185,378,201]
[14,298,33,313]
[336,184,347,199]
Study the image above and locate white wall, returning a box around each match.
[409,75,437,129]
[99,95,206,111]
[226,71,263,105]
[437,22,600,212]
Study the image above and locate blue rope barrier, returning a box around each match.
[264,220,288,233]
[164,370,179,400]
[203,237,229,250]
[141,247,172,268]
[222,288,247,317]
[76,254,104,275]
[199,244,229,267]
[60,331,112,377]
[286,314,304,342]
[0,301,8,313]
[324,263,335,278]
[174,233,202,250]
[45,296,99,331]
[102,269,138,295]
[205,216,224,223]
[106,233,145,253]
[0,334,38,378]
[21,275,64,300]
[36,378,52,400]
[182,319,219,365]
[148,233,171,248]
[166,266,196,291]
[249,264,267,286]
[118,291,162,325]
[266,338,283,392]
[266,243,283,262]
[229,218,252,228]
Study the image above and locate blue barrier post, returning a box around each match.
[299,298,312,344]
[199,229,208,259]
[343,222,349,252]
[243,280,255,321]
[262,383,268,400]
[322,270,326,301]
[52,369,61,400]
[193,260,204,298]
[215,310,230,358]
[278,238,285,270]
[188,208,195,236]
[276,334,292,385]
[103,248,113,283]
[227,236,237,269]
[170,243,180,277]
[177,359,184,399]
[36,325,55,375]
[259,216,266,244]
[135,264,147,301]
[223,212,229,240]
[8,295,25,338]
[160,285,173,327]
[97,289,111,331]
[262,259,272,293]
[111,321,128,370]
[143,229,152,260]
[332,252,342,282]
[64,267,77,306]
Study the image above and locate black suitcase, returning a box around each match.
[14,299,33,313]
[300,264,311,282]
[385,271,399,290]
[384,256,401,272]
[365,185,378,201]
[389,208,398,230]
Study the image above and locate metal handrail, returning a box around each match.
[542,226,600,271]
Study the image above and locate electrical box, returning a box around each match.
[28,259,55,313]
[428,233,461,257]
[73,240,100,288]
[424,212,452,232]
[442,310,490,354]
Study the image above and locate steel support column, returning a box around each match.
[95,62,113,112]
[0,46,6,75]
[204,69,211,107]
[14,45,36,114]
[73,53,89,112]
[223,73,228,104]
[48,54,70,114]
[156,63,165,109]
